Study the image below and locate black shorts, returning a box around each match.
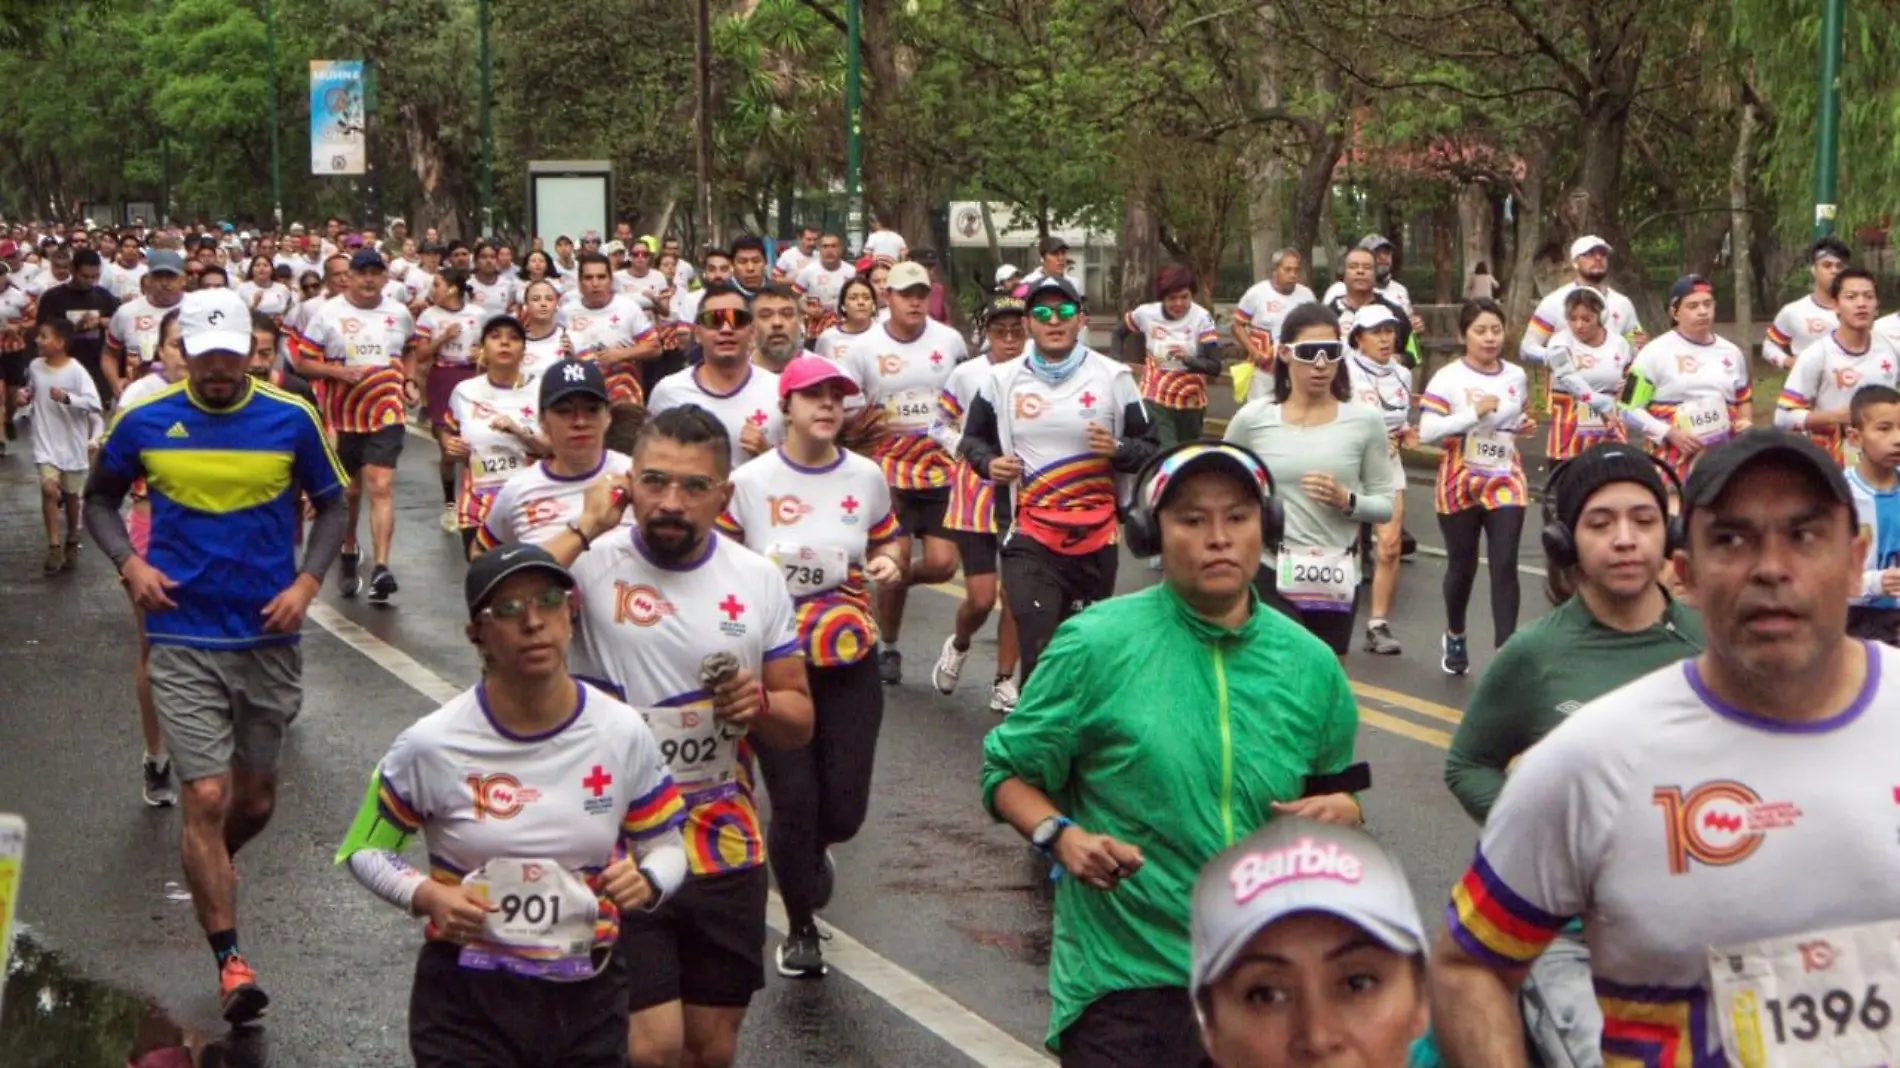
[409,941,629,1068]
[2,351,28,389]
[1254,556,1362,656]
[892,488,950,540]
[335,424,406,474]
[616,865,768,1011]
[1058,987,1211,1068]
[953,529,1000,577]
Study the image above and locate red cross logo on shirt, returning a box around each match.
[1079,391,1096,408]
[841,496,860,515]
[384,316,396,329]
[582,765,613,797]
[1884,360,1894,375]
[929,350,943,366]
[748,409,768,426]
[520,406,534,419]
[718,595,746,621]
[609,315,621,327]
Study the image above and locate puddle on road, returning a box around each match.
[1,932,268,1067]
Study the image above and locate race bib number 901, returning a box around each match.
[1710,919,1900,1067]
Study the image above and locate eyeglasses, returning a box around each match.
[480,586,571,622]
[987,324,1029,340]
[1285,340,1344,364]
[1028,303,1080,324]
[696,307,754,330]
[635,470,724,499]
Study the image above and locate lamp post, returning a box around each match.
[479,0,493,238]
[844,0,863,253]
[1810,0,1843,238]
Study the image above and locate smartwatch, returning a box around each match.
[1030,815,1074,857]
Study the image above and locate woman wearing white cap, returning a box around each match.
[1190,817,1428,1068]
[716,355,905,980]
[1342,305,1415,656]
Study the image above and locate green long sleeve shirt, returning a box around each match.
[1444,592,1704,824]
[980,582,1359,1051]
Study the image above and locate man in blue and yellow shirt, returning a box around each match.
[83,288,349,1024]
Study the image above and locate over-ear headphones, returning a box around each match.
[1120,441,1284,558]
[1540,447,1684,567]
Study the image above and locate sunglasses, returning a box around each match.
[635,470,724,499]
[1285,340,1344,364]
[1028,302,1080,324]
[696,307,754,330]
[481,586,571,622]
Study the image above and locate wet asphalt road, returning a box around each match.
[0,423,1548,1067]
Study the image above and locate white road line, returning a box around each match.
[304,601,1055,1067]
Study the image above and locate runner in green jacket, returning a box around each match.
[980,441,1363,1064]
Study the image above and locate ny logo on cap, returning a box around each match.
[563,364,587,382]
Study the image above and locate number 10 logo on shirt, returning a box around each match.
[1653,780,1802,875]
[467,773,540,821]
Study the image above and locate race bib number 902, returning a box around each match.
[1710,919,1900,1067]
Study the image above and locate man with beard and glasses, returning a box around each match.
[543,405,814,1068]
[83,288,349,1025]
[1519,236,1646,365]
[649,283,784,470]
[1432,429,1900,1068]
[749,284,802,373]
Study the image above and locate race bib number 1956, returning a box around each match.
[1709,919,1900,1068]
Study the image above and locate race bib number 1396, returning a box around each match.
[1709,919,1900,1068]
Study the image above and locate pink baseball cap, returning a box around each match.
[777,355,861,399]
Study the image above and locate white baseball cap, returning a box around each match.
[994,264,1021,286]
[178,289,254,358]
[1569,235,1611,260]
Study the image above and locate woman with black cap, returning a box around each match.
[1443,442,1703,1067]
[1621,274,1752,480]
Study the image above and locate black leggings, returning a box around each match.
[1001,537,1119,687]
[755,655,883,930]
[1438,506,1525,646]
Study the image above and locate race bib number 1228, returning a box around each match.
[1709,919,1900,1068]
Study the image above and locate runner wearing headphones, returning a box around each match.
[335,544,689,1068]
[1343,305,1416,656]
[1443,443,1704,1066]
[716,355,903,979]
[1419,299,1535,675]
[1223,303,1395,658]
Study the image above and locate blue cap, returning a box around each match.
[348,248,386,271]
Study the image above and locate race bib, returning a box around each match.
[767,542,849,596]
[1709,919,1900,1068]
[646,702,745,799]
[1150,336,1191,371]
[346,339,387,366]
[1464,430,1516,474]
[459,858,601,981]
[884,387,935,432]
[474,450,524,481]
[1677,393,1731,445]
[1575,397,1607,429]
[1276,545,1357,611]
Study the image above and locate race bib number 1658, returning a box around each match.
[1709,919,1900,1068]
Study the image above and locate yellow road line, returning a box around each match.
[1358,707,1452,750]
[1351,681,1463,726]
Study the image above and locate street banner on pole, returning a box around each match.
[310,60,366,176]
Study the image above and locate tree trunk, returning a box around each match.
[1118,198,1159,364]
[1458,182,1493,290]
[1504,130,1552,355]
[1730,91,1757,341]
[1431,200,1456,304]
[1244,2,1286,277]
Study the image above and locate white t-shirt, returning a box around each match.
[416,304,495,368]
[0,283,35,342]
[775,246,814,279]
[1447,645,1900,1068]
[25,358,103,471]
[468,274,518,317]
[838,320,968,491]
[106,297,184,369]
[297,296,416,367]
[448,374,541,489]
[1233,281,1317,346]
[1764,294,1839,369]
[614,269,670,313]
[1321,278,1411,313]
[975,349,1140,513]
[645,365,784,470]
[722,448,897,583]
[1626,331,1751,446]
[1545,328,1637,404]
[403,268,438,307]
[478,451,635,550]
[559,296,654,357]
[274,253,319,280]
[520,327,571,380]
[1125,302,1218,371]
[1417,358,1533,479]
[813,325,876,368]
[1345,350,1414,441]
[236,281,295,318]
[862,230,906,263]
[792,261,857,312]
[1775,330,1900,433]
[1521,282,1644,363]
[103,261,148,303]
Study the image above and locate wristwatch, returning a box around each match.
[565,519,593,550]
[1030,815,1074,857]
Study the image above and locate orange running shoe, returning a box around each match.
[218,954,270,1024]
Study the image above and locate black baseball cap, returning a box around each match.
[466,542,574,619]
[1037,235,1069,255]
[983,292,1028,324]
[1550,443,1671,532]
[1681,430,1852,525]
[539,357,611,409]
[1020,274,1083,307]
[480,314,526,342]
[348,248,386,271]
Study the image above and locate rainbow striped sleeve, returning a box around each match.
[1232,305,1254,326]
[621,778,686,842]
[376,771,425,834]
[1735,383,1754,408]
[632,324,657,344]
[1418,392,1452,416]
[1446,849,1569,968]
[1197,325,1220,344]
[1776,385,1811,410]
[413,320,434,340]
[1527,312,1557,336]
[866,508,901,547]
[937,388,965,425]
[1764,323,1792,349]
[714,511,743,538]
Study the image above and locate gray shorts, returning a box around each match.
[148,643,303,783]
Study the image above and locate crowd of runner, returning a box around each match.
[4,209,1900,1068]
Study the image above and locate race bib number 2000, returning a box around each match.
[1709,919,1900,1068]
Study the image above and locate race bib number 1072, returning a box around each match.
[1709,919,1900,1068]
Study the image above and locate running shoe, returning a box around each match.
[60,538,78,571]
[368,564,398,606]
[42,545,61,575]
[338,550,362,598]
[931,636,967,695]
[775,923,829,979]
[1400,528,1418,559]
[989,675,1019,716]
[218,955,270,1024]
[439,502,457,534]
[142,754,177,807]
[1441,632,1470,676]
[1364,622,1402,656]
[812,849,837,911]
[878,647,902,686]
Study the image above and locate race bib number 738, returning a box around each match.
[1710,919,1900,1067]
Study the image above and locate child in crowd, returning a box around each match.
[17,317,103,574]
